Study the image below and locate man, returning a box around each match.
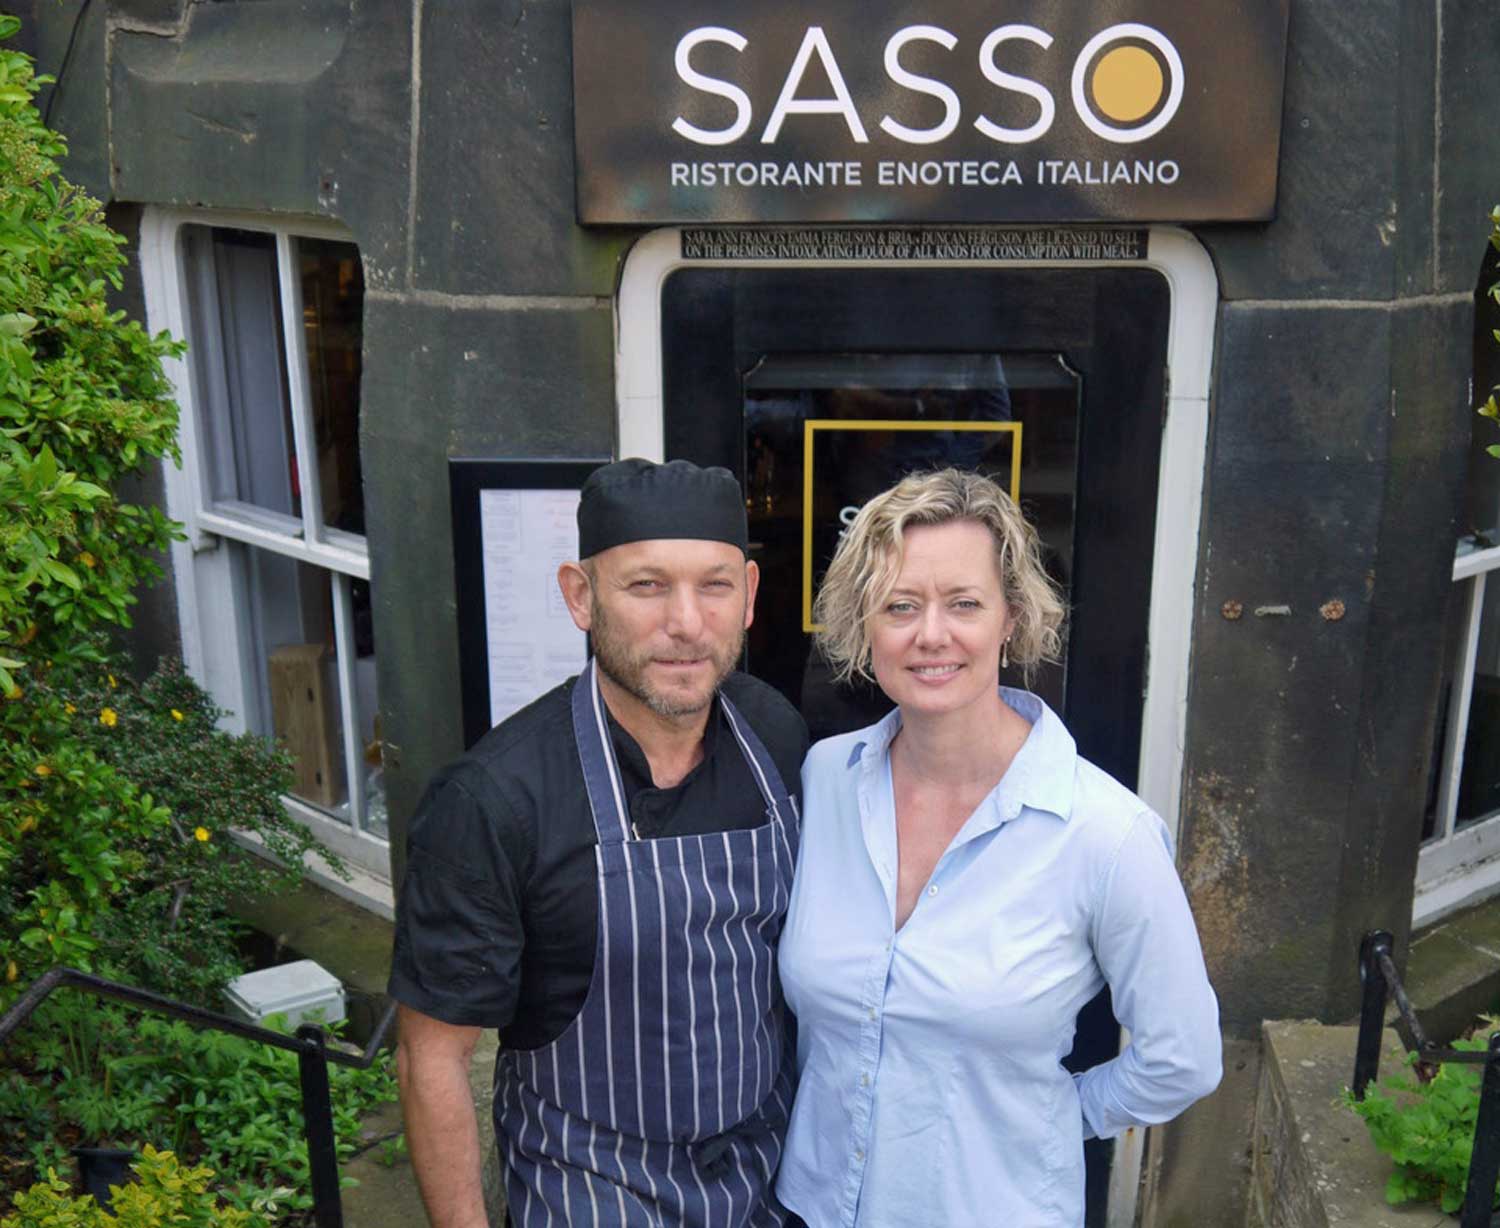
[390,459,808,1228]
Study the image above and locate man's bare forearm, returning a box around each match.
[397,1007,489,1228]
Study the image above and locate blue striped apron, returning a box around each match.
[494,661,800,1227]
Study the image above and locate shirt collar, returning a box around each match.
[608,692,722,793]
[845,687,1076,823]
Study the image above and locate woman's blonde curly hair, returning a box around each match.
[814,468,1066,686]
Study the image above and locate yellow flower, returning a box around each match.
[78,552,96,568]
[64,703,76,714]
[34,763,51,777]
[171,709,184,722]
[194,827,211,843]
[107,674,117,689]
[99,707,118,727]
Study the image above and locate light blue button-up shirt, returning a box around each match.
[776,689,1221,1228]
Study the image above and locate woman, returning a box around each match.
[777,469,1220,1228]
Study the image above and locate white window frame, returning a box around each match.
[139,207,392,915]
[1413,536,1500,925]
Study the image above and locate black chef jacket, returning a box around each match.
[388,671,809,1050]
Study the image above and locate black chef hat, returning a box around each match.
[578,458,748,559]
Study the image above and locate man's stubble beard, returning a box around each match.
[589,596,744,719]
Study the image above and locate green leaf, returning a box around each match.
[40,558,81,590]
[0,311,36,337]
[33,442,57,486]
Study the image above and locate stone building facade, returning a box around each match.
[14,1,1500,1222]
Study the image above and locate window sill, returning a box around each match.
[1415,836,1500,927]
[230,825,394,921]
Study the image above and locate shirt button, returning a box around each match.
[927,884,939,896]
[860,1073,870,1087]
[868,1007,877,1021]
[854,1148,865,1161]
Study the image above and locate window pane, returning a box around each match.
[231,545,352,817]
[298,237,366,536]
[229,546,386,838]
[1458,575,1500,829]
[347,573,386,839]
[1424,577,1474,841]
[181,226,299,516]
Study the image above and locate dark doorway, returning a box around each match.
[662,265,1171,1224]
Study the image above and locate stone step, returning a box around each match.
[1253,1021,1448,1228]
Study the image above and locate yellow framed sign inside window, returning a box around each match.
[801,419,1023,633]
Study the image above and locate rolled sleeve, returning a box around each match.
[1075,811,1222,1140]
[387,775,525,1028]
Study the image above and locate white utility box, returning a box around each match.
[224,960,347,1032]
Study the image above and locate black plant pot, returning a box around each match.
[71,1147,138,1213]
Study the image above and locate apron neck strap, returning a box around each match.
[719,693,795,822]
[570,660,634,845]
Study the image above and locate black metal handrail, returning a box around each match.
[0,966,398,1228]
[1355,930,1500,1228]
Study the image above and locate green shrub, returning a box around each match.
[0,649,372,1215]
[1,999,396,1220]
[0,649,348,1005]
[0,12,196,998]
[0,651,345,1005]
[0,14,183,693]
[1,1146,267,1228]
[0,15,345,1006]
[1346,1035,1498,1213]
[0,23,388,1218]
[0,21,393,1217]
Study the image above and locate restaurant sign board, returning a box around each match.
[572,1,1290,225]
